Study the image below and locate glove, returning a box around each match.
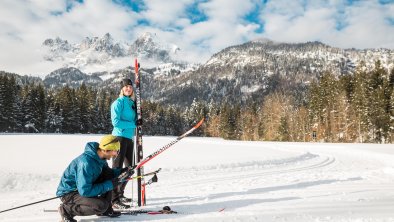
[137,118,143,125]
[122,166,135,175]
[117,167,134,182]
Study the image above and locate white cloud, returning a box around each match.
[172,0,262,62]
[262,0,394,49]
[200,0,256,21]
[141,0,194,27]
[0,0,138,76]
[330,1,394,49]
[0,0,393,77]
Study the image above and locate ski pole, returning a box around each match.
[130,118,204,172]
[0,196,60,214]
[124,168,161,182]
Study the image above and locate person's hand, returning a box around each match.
[121,166,135,175]
[137,118,143,125]
[118,167,134,182]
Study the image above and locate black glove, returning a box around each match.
[122,166,135,175]
[137,118,142,125]
[118,167,134,182]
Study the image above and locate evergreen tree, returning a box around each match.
[308,71,343,142]
[183,98,207,136]
[57,86,79,133]
[390,88,394,142]
[0,75,9,131]
[76,84,94,133]
[320,72,340,142]
[165,105,182,135]
[12,84,24,132]
[32,84,46,132]
[292,106,309,142]
[19,84,46,133]
[46,90,62,133]
[0,75,5,131]
[20,85,37,132]
[219,104,235,139]
[156,106,167,135]
[0,75,19,132]
[278,116,289,141]
[142,100,159,135]
[368,61,391,143]
[95,89,116,134]
[351,62,370,142]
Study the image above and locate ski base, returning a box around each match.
[43,206,224,215]
[115,208,177,215]
[42,208,177,215]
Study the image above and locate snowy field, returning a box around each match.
[0,134,394,222]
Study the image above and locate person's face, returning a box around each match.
[123,85,133,96]
[102,150,119,160]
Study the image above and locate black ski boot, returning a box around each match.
[58,204,77,222]
[97,207,121,218]
[112,200,131,210]
[119,194,132,203]
[160,206,177,214]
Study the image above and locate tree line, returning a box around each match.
[0,75,204,135]
[204,61,394,143]
[1,61,393,143]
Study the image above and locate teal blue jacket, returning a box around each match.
[111,96,137,139]
[56,142,121,197]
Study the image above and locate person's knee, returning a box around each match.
[95,199,110,213]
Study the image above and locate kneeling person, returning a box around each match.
[56,135,134,222]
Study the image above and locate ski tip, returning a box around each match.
[194,118,205,129]
[218,208,225,212]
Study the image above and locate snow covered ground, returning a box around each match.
[0,134,394,222]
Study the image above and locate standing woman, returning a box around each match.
[110,78,137,209]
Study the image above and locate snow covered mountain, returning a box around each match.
[17,37,394,106]
[129,32,180,63]
[43,67,102,88]
[41,32,187,73]
[148,40,394,105]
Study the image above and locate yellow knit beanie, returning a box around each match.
[99,135,120,151]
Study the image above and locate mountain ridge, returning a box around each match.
[3,36,394,107]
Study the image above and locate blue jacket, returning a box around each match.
[111,96,137,139]
[56,142,121,197]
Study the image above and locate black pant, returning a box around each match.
[60,169,114,216]
[61,191,111,216]
[112,136,134,202]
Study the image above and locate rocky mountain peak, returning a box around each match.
[41,32,184,71]
[129,32,174,63]
[78,33,125,57]
[42,37,74,61]
[43,37,70,48]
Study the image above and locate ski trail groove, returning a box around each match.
[166,153,336,188]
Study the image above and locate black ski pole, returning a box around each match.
[0,196,60,214]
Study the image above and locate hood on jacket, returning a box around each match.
[84,142,107,165]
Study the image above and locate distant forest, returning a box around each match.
[1,61,393,143]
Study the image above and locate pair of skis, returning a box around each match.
[134,59,145,206]
[114,205,177,215]
[133,58,204,206]
[114,206,225,215]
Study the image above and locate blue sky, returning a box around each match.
[0,0,393,75]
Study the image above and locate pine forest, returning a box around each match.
[0,61,393,143]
